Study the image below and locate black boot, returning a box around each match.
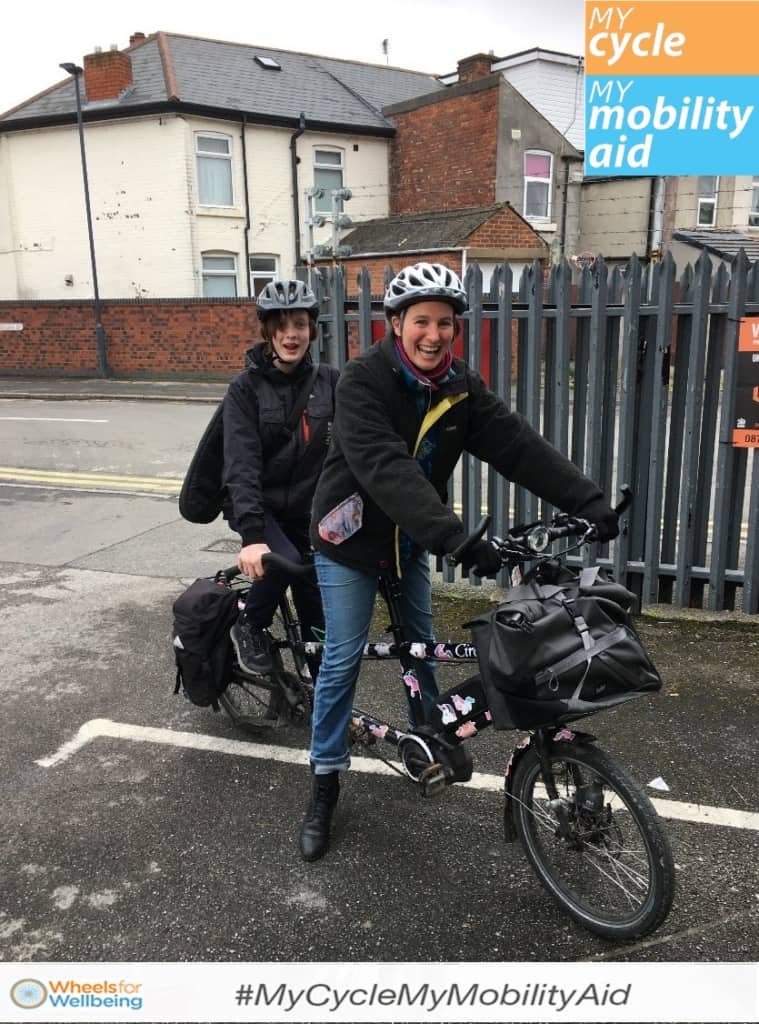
[299,770,340,862]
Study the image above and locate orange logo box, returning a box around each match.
[739,317,759,351]
[585,2,759,76]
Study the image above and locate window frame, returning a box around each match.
[195,132,235,208]
[697,176,719,227]
[523,150,553,223]
[201,251,238,297]
[750,177,759,228]
[313,148,344,214]
[249,254,279,298]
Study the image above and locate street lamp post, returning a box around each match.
[59,62,108,378]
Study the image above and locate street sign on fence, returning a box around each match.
[733,317,759,448]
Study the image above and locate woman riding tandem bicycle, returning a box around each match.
[223,279,338,679]
[300,262,620,862]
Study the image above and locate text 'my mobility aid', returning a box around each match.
[584,2,759,175]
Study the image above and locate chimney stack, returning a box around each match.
[129,31,146,46]
[457,53,496,84]
[83,46,133,101]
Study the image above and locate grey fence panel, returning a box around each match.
[742,267,759,613]
[316,252,759,613]
[691,263,730,607]
[571,268,593,500]
[357,266,373,354]
[547,260,572,460]
[709,251,749,609]
[614,254,643,586]
[600,266,624,515]
[744,451,759,613]
[462,266,484,570]
[584,256,608,486]
[675,253,712,606]
[489,263,514,591]
[640,256,673,603]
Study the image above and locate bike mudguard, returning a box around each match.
[501,728,596,842]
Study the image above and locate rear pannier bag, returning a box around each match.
[172,574,240,709]
[466,566,661,730]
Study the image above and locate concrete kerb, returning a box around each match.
[0,376,226,404]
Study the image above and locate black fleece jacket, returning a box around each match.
[310,337,604,574]
[223,345,338,546]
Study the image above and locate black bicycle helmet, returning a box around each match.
[383,262,468,315]
[256,279,319,321]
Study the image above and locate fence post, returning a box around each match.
[691,263,730,607]
[741,263,759,613]
[489,262,513,590]
[709,250,749,609]
[329,265,347,369]
[674,251,712,607]
[638,255,672,604]
[614,253,642,587]
[462,264,484,566]
[357,266,373,354]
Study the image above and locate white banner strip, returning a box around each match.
[0,962,756,1023]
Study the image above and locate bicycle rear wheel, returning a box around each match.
[510,741,674,940]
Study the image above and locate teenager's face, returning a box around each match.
[391,300,457,373]
[269,310,312,370]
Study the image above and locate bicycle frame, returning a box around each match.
[219,491,676,940]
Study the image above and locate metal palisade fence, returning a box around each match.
[312,252,759,613]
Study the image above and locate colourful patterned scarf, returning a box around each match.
[394,338,453,389]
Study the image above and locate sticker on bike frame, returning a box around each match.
[301,640,479,661]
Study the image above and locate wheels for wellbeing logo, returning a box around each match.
[584,1,759,175]
[10,979,47,1009]
[8,976,143,1011]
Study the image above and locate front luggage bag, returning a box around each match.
[467,568,662,730]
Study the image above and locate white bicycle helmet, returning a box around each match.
[256,279,319,321]
[383,262,468,315]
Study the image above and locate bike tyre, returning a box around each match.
[510,741,675,940]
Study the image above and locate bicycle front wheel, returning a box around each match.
[510,741,675,940]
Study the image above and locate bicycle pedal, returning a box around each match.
[418,763,447,798]
[348,720,374,745]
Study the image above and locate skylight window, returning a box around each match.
[254,55,281,70]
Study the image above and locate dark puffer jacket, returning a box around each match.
[310,337,603,575]
[224,344,339,546]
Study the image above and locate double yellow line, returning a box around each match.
[0,465,181,496]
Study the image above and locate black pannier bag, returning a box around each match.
[466,566,662,730]
[172,573,240,709]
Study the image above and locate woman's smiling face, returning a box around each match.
[391,300,457,373]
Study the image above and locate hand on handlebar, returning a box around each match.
[238,542,271,579]
[460,538,502,578]
[574,498,620,543]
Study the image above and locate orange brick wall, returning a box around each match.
[390,86,499,216]
[0,300,263,378]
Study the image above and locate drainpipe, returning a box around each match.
[560,156,571,258]
[648,176,666,262]
[290,112,306,270]
[241,113,252,297]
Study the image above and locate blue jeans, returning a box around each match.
[310,549,439,775]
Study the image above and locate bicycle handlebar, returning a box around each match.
[219,552,315,583]
[446,485,633,565]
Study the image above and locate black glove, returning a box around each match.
[460,539,502,578]
[574,497,620,543]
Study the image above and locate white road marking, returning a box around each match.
[0,416,108,422]
[35,718,759,832]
